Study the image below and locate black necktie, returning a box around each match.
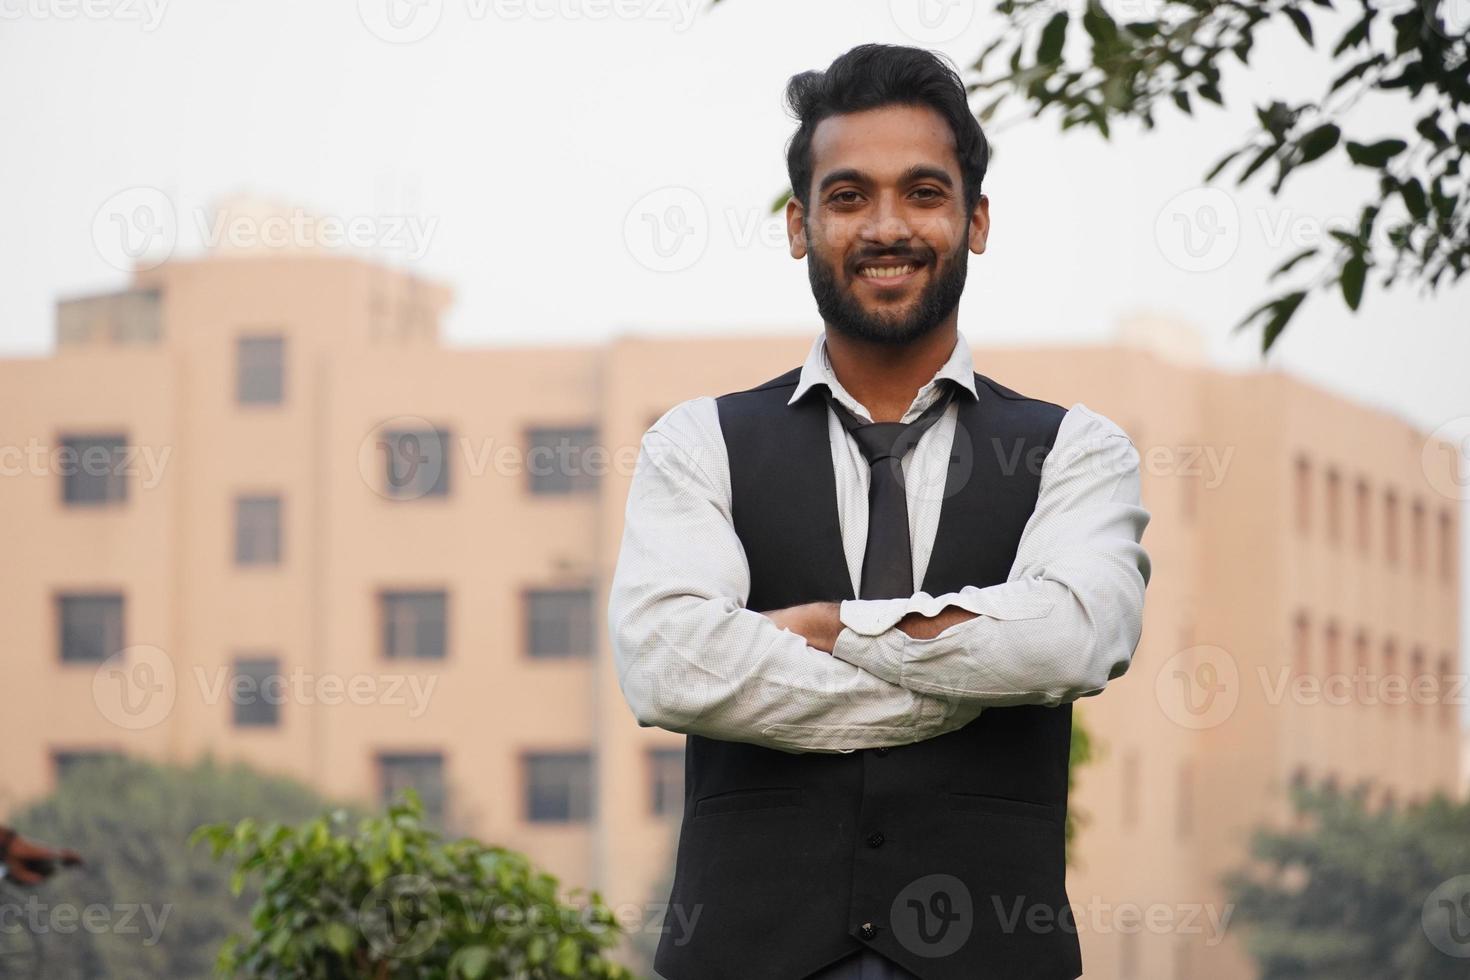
[824,382,956,600]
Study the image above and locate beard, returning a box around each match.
[805,223,970,346]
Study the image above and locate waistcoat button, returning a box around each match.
[858,922,877,940]
[867,831,885,848]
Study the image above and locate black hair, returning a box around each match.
[782,43,989,216]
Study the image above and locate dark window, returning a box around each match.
[524,751,593,823]
[378,753,446,826]
[525,588,594,658]
[1293,454,1311,534]
[380,427,451,499]
[237,335,285,405]
[648,746,684,818]
[58,593,124,663]
[233,656,282,728]
[381,590,447,659]
[235,495,282,565]
[61,435,128,505]
[526,425,601,495]
[53,750,124,783]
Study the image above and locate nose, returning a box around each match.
[858,191,913,248]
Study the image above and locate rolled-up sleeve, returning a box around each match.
[830,404,1152,707]
[607,397,982,754]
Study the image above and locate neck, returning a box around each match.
[824,321,959,423]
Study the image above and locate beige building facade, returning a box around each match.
[0,247,1461,979]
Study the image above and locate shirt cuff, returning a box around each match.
[831,624,905,686]
[838,596,916,636]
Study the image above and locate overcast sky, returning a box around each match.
[3,1,1467,645]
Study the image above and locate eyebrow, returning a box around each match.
[816,164,955,196]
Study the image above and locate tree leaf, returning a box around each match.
[1037,11,1068,64]
[1345,139,1407,166]
[1297,123,1340,163]
[1340,256,1367,310]
[1284,6,1314,45]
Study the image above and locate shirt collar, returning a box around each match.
[787,330,979,415]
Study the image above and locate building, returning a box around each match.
[0,236,1460,979]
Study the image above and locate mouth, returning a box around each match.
[854,258,926,289]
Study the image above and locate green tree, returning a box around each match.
[726,0,1468,353]
[193,790,635,979]
[2,755,330,978]
[1223,777,1470,978]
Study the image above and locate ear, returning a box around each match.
[969,193,990,255]
[786,196,808,260]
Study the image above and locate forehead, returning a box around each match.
[809,103,959,185]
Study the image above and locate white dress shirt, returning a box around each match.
[607,330,1151,754]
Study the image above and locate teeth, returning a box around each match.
[859,264,917,279]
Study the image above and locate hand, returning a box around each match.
[896,605,977,641]
[0,827,83,885]
[761,602,842,654]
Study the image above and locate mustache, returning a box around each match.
[850,249,932,270]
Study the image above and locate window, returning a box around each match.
[235,495,282,565]
[1323,620,1340,679]
[1355,477,1371,554]
[1411,499,1426,575]
[57,593,124,663]
[1325,467,1341,545]
[525,588,594,658]
[1383,639,1398,710]
[1384,489,1399,564]
[378,753,446,826]
[1293,454,1311,534]
[237,335,285,405]
[1440,655,1455,728]
[524,751,593,823]
[380,426,451,499]
[381,590,447,660]
[1440,507,1456,583]
[233,656,282,728]
[61,434,128,505]
[53,750,124,784]
[526,425,601,495]
[649,746,684,818]
[1292,610,1311,679]
[1410,647,1426,721]
[1354,629,1369,704]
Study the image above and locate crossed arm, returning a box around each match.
[606,397,1151,754]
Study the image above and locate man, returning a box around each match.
[0,825,82,884]
[608,43,1151,980]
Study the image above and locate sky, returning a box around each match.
[2,0,1467,656]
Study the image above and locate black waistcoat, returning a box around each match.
[653,366,1083,980]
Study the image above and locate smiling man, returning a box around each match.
[608,43,1152,980]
